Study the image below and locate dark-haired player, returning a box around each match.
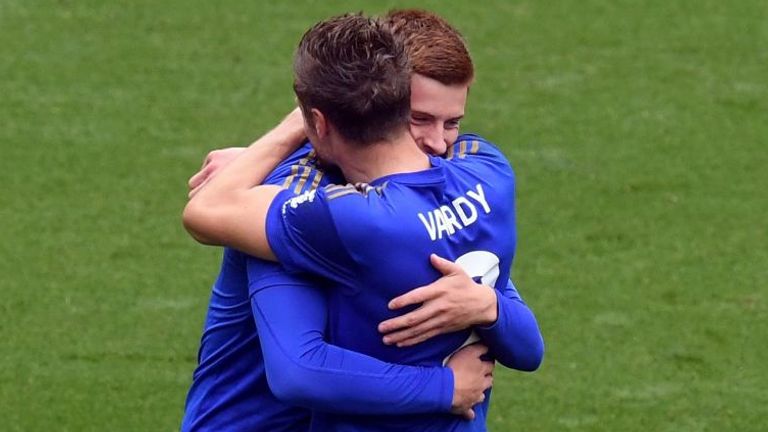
[184,13,540,431]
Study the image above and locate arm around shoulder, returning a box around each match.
[182,108,307,256]
[183,185,282,261]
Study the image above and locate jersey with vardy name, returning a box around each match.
[182,142,462,431]
[265,134,516,432]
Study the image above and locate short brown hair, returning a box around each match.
[293,14,411,145]
[384,9,474,86]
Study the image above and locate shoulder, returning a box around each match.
[309,183,388,228]
[263,142,335,193]
[446,133,514,174]
[447,133,506,159]
[443,133,515,186]
[266,183,360,284]
[273,181,386,236]
[304,182,401,241]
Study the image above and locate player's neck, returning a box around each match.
[337,132,430,184]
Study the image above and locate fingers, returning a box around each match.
[460,392,486,420]
[188,178,210,199]
[388,255,463,310]
[379,301,439,333]
[188,165,213,191]
[381,314,464,346]
[392,328,441,347]
[458,343,490,357]
[188,171,204,191]
[189,147,245,193]
[387,284,440,310]
[384,325,443,347]
[200,151,214,168]
[430,253,462,276]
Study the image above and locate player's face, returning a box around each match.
[409,74,468,156]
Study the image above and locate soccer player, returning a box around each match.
[184,13,535,431]
[181,11,534,431]
[181,112,494,432]
[183,9,543,431]
[191,9,543,353]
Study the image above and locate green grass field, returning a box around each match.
[2,1,766,430]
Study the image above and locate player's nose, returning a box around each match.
[421,128,446,156]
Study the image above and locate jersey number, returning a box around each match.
[442,251,501,365]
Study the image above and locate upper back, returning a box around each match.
[266,134,516,365]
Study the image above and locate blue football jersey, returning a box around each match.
[181,143,328,432]
[183,142,475,430]
[265,134,517,431]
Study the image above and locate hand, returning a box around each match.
[447,343,494,420]
[378,254,498,347]
[188,147,246,198]
[187,107,306,198]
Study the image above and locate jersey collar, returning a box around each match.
[369,155,446,187]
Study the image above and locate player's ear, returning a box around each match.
[310,108,327,139]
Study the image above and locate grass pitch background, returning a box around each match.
[1,1,766,430]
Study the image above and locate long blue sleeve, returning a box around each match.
[248,265,454,415]
[475,279,544,371]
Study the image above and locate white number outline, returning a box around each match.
[442,250,501,365]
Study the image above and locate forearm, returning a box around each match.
[476,279,544,371]
[183,110,305,250]
[188,110,304,211]
[252,280,453,414]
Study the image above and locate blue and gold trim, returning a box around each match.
[326,184,358,200]
[281,150,325,194]
[446,139,481,160]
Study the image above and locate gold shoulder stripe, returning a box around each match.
[470,139,480,154]
[309,171,324,191]
[327,188,359,200]
[446,143,456,160]
[281,165,299,189]
[325,184,352,193]
[293,166,312,194]
[298,150,315,166]
[458,140,468,159]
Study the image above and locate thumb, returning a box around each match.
[463,408,476,420]
[430,254,461,276]
[188,165,212,190]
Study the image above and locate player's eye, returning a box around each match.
[410,115,431,125]
[445,120,461,129]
